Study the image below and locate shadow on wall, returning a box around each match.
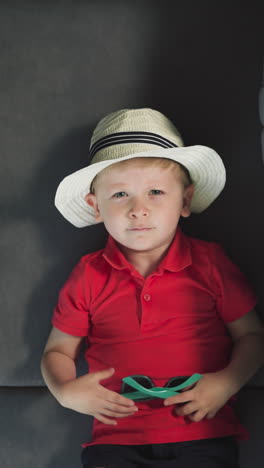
[5,125,109,385]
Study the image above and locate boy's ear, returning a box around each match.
[84,193,103,223]
[181,184,195,218]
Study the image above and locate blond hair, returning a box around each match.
[90,157,192,194]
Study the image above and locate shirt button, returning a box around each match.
[143,294,151,301]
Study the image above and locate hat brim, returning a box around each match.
[55,145,226,227]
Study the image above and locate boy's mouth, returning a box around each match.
[128,227,153,231]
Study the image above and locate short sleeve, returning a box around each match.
[210,243,257,323]
[52,258,90,336]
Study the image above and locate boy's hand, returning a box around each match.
[60,367,138,425]
[163,371,234,422]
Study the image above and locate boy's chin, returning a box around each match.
[116,238,169,255]
[117,241,150,251]
[115,238,153,251]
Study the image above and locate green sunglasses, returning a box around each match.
[121,373,203,401]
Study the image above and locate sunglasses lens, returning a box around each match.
[167,376,189,388]
[122,375,152,393]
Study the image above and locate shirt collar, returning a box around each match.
[102,227,192,275]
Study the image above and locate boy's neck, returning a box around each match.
[118,242,173,279]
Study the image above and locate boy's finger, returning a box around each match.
[102,408,138,418]
[95,413,117,426]
[188,409,206,422]
[105,390,137,407]
[95,367,115,382]
[164,390,193,406]
[180,384,195,392]
[175,401,198,416]
[104,402,138,414]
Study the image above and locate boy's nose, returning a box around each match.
[128,200,149,218]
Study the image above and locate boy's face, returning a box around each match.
[85,160,194,258]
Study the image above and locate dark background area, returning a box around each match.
[0,1,263,467]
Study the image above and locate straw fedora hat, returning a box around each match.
[55,108,226,227]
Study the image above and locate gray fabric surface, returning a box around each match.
[0,1,263,467]
[260,63,264,162]
[0,387,92,467]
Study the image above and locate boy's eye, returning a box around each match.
[149,189,164,195]
[112,191,127,198]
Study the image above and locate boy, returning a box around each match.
[41,108,264,468]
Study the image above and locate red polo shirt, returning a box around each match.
[52,228,257,447]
